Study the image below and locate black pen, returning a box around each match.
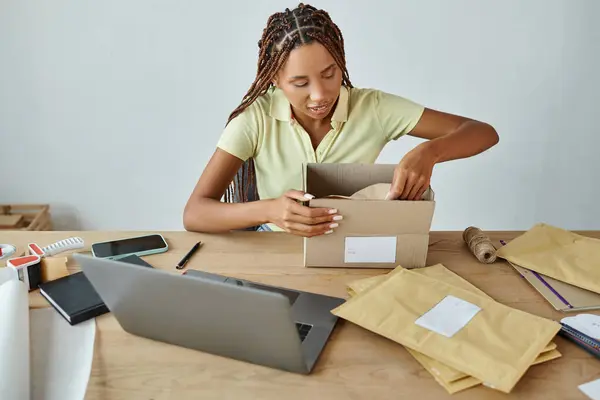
[175,241,202,269]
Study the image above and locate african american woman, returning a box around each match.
[183,3,499,237]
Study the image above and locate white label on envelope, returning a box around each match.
[415,295,481,338]
[344,237,396,263]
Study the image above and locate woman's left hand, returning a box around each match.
[387,143,437,200]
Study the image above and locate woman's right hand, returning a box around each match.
[267,190,342,237]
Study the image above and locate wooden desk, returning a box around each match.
[4,230,600,399]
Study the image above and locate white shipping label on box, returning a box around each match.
[344,237,397,263]
[415,295,481,338]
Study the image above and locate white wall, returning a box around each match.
[1,0,598,231]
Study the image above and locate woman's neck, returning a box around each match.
[291,110,333,150]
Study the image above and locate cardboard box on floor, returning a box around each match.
[303,163,435,269]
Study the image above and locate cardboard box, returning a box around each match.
[303,163,435,269]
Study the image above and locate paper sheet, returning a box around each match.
[0,265,17,284]
[580,378,600,400]
[0,267,96,400]
[31,308,96,400]
[0,276,29,399]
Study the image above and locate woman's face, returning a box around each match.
[273,41,343,121]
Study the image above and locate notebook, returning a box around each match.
[38,272,109,325]
[38,254,154,325]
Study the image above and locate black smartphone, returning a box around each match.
[90,234,168,259]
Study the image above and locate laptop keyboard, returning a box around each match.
[296,323,313,342]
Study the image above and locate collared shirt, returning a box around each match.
[216,85,424,228]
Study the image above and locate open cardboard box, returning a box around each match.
[302,163,435,269]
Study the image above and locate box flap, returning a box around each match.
[304,163,435,201]
[304,163,396,198]
[301,163,307,193]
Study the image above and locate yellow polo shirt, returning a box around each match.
[216,85,424,229]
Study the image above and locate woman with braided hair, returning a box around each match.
[184,3,498,236]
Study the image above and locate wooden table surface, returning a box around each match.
[3,229,600,400]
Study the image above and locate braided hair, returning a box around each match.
[224,3,352,205]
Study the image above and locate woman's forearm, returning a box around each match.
[183,197,273,233]
[425,120,499,163]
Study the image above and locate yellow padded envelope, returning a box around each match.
[496,223,600,294]
[347,265,561,393]
[418,348,561,395]
[332,268,561,393]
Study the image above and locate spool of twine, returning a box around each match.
[463,226,497,264]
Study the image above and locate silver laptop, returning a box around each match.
[73,253,344,374]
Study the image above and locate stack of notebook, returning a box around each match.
[335,264,563,395]
[559,314,600,359]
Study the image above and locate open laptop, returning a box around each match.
[72,253,345,374]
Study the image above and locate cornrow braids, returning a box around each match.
[223,3,353,210]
